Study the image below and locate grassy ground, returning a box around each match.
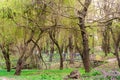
[0,68,102,80]
[0,53,119,80]
[0,68,120,80]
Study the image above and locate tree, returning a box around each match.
[14,0,48,75]
[49,25,64,70]
[0,38,12,72]
[77,0,92,72]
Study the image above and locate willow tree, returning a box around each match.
[0,31,13,72]
[12,0,49,75]
[0,1,18,72]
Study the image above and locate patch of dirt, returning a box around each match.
[96,58,119,70]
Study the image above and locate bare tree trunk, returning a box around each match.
[14,31,42,75]
[2,50,11,72]
[0,45,11,72]
[110,28,120,68]
[115,45,120,68]
[14,44,28,75]
[69,35,74,64]
[78,17,90,73]
[77,0,92,72]
[49,41,54,62]
[63,46,67,61]
[14,57,24,75]
[59,49,63,70]
[92,32,94,54]
[49,30,64,70]
[102,27,111,56]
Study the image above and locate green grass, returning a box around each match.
[0,68,91,80]
[2,68,118,80]
[0,68,86,80]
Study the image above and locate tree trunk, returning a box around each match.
[14,44,37,75]
[49,29,64,70]
[115,46,120,68]
[49,41,54,62]
[69,35,74,64]
[110,28,120,68]
[102,27,111,56]
[14,58,24,75]
[78,0,91,72]
[63,46,67,61]
[69,50,74,64]
[2,50,11,72]
[78,17,90,72]
[59,49,63,70]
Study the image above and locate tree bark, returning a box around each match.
[78,16,90,73]
[110,28,120,68]
[14,58,24,75]
[2,49,11,72]
[78,0,92,72]
[49,41,54,62]
[14,31,42,75]
[115,45,120,68]
[49,30,63,70]
[69,35,74,64]
[0,44,11,72]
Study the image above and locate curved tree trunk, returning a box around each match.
[49,29,64,70]
[14,57,24,75]
[110,28,120,68]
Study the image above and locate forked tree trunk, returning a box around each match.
[14,43,39,75]
[14,58,24,75]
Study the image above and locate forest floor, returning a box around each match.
[96,57,119,70]
[0,58,119,80]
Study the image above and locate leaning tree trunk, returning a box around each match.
[77,0,91,72]
[115,45,120,68]
[14,44,28,75]
[49,30,64,70]
[14,42,39,75]
[14,57,24,75]
[110,28,120,68]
